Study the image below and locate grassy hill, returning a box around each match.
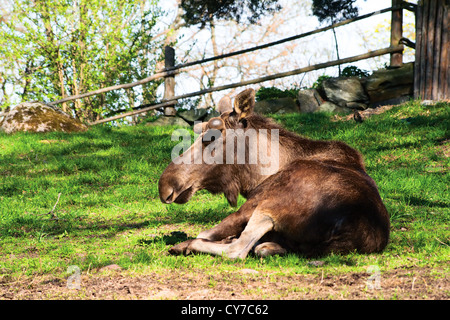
[0,100,448,299]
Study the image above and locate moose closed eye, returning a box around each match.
[202,129,221,144]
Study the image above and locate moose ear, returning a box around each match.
[217,95,232,114]
[233,88,255,120]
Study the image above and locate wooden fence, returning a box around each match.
[48,2,415,125]
[413,0,449,101]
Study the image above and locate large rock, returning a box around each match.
[317,101,351,114]
[204,108,220,122]
[254,97,299,114]
[297,89,323,113]
[322,77,369,109]
[0,102,87,134]
[146,116,189,127]
[364,62,413,104]
[177,108,208,123]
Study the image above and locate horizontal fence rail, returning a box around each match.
[88,101,177,126]
[48,69,180,107]
[148,46,404,104]
[90,46,403,125]
[43,4,412,125]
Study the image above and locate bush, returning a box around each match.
[312,75,332,89]
[341,65,370,78]
[311,65,369,91]
[255,87,298,101]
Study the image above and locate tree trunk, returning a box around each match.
[390,0,404,67]
[163,46,177,116]
[56,50,68,113]
[42,7,68,112]
[205,19,219,107]
[331,27,341,76]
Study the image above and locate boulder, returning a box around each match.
[177,108,208,123]
[317,101,350,114]
[370,96,411,108]
[297,89,323,113]
[204,108,220,121]
[322,77,369,109]
[0,102,87,134]
[254,97,299,115]
[364,62,413,104]
[146,116,189,127]
[345,102,368,110]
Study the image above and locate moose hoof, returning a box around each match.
[254,242,287,258]
[168,239,194,255]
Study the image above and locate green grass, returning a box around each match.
[0,100,449,281]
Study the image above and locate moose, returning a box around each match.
[158,88,390,259]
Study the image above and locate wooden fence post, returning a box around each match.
[414,0,450,100]
[163,46,177,116]
[390,0,404,67]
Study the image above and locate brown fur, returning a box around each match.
[159,88,390,257]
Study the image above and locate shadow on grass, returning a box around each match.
[0,201,230,240]
[1,106,449,249]
[137,231,192,246]
[400,195,449,209]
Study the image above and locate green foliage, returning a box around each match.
[0,0,166,122]
[312,75,332,89]
[312,0,359,24]
[310,66,369,90]
[0,101,448,283]
[341,65,370,78]
[255,86,298,101]
[181,0,282,28]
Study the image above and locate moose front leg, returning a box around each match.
[184,212,274,259]
[196,205,255,241]
[169,203,255,256]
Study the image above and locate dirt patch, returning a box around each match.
[1,267,448,300]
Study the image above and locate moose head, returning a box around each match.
[158,88,279,207]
